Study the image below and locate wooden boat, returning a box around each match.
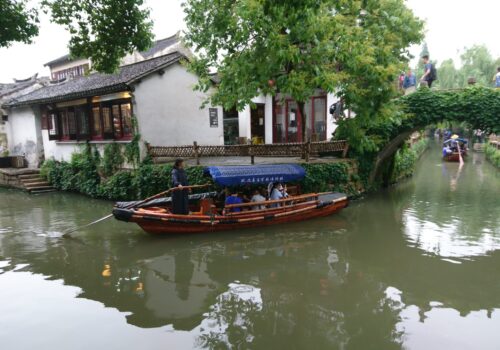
[443,151,467,162]
[112,164,348,235]
[443,138,468,162]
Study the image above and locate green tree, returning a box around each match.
[0,0,39,47]
[183,0,424,144]
[458,45,496,87]
[1,0,154,73]
[436,59,459,89]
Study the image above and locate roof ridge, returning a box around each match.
[120,50,182,69]
[3,51,186,108]
[152,32,179,45]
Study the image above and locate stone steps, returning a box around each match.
[31,188,58,194]
[18,173,42,180]
[22,180,52,187]
[17,171,57,193]
[26,185,56,192]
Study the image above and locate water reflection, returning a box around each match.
[0,143,499,349]
[400,143,500,259]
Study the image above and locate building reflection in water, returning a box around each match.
[1,150,500,350]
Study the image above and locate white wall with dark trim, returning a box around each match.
[133,62,224,146]
[7,106,43,168]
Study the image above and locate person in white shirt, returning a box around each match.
[269,183,289,207]
[250,189,266,210]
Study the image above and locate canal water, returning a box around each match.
[0,142,499,350]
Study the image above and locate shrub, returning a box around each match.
[42,153,356,200]
[134,163,172,198]
[391,138,428,182]
[485,143,500,168]
[99,171,138,200]
[101,142,124,177]
[40,144,100,196]
[300,162,351,193]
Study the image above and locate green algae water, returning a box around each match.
[1,141,499,350]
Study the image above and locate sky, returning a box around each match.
[0,0,499,82]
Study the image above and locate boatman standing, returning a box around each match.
[171,159,190,215]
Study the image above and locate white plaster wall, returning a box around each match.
[41,132,80,162]
[238,107,251,141]
[264,95,273,144]
[42,136,132,165]
[133,63,224,146]
[238,95,273,143]
[7,106,42,168]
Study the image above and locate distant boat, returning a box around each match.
[113,164,348,235]
[442,137,468,162]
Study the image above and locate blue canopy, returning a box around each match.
[204,164,306,187]
[444,138,468,145]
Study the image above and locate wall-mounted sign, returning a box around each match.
[209,108,218,128]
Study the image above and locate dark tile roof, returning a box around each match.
[0,75,49,99]
[141,33,180,59]
[44,54,74,67]
[0,81,35,98]
[6,52,185,108]
[44,33,180,68]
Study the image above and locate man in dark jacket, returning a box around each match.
[171,159,189,214]
[420,55,435,88]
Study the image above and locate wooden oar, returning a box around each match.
[457,144,464,166]
[62,184,209,238]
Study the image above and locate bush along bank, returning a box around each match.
[40,143,360,201]
[485,143,500,168]
[390,137,429,183]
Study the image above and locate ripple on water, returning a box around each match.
[403,208,500,259]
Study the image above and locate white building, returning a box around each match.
[0,74,49,154]
[44,32,187,81]
[4,52,223,168]
[3,32,340,168]
[225,91,339,146]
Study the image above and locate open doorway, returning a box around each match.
[250,104,265,144]
[223,108,239,145]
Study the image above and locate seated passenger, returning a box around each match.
[270,183,288,207]
[224,191,243,213]
[251,189,266,210]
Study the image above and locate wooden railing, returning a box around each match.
[147,140,349,164]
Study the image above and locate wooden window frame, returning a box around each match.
[310,95,327,141]
[48,111,60,141]
[117,101,133,141]
[100,104,114,140]
[91,103,104,141]
[44,96,133,142]
[75,105,90,141]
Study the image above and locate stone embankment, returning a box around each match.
[0,168,56,193]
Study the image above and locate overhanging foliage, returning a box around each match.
[400,87,500,134]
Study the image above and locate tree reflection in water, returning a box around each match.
[0,143,499,349]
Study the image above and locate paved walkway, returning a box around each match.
[175,156,350,166]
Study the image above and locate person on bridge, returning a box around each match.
[403,69,417,94]
[494,67,500,88]
[420,55,436,88]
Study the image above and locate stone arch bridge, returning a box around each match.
[369,87,500,184]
